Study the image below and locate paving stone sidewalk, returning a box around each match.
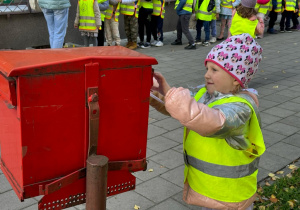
[1,23,300,210]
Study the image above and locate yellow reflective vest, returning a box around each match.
[79,0,98,31]
[283,0,296,12]
[221,0,234,8]
[268,0,282,12]
[230,13,258,38]
[152,0,165,18]
[98,0,107,21]
[120,0,139,18]
[139,0,153,9]
[195,0,213,21]
[183,88,265,202]
[255,1,271,14]
[175,0,193,12]
[105,3,120,21]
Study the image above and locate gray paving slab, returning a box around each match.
[135,177,182,203]
[147,198,191,210]
[282,133,300,147]
[259,151,294,172]
[133,160,170,182]
[263,122,299,136]
[149,150,183,169]
[262,107,295,118]
[147,136,179,153]
[267,142,300,161]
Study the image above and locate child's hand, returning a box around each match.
[152,72,171,96]
[216,13,219,19]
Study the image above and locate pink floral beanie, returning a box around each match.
[204,33,263,88]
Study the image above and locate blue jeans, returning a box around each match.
[41,8,69,48]
[210,19,216,37]
[196,20,210,41]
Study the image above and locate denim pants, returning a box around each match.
[210,19,216,37]
[41,8,69,48]
[196,20,210,41]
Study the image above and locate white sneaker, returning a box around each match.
[209,37,216,43]
[151,40,158,46]
[155,41,164,47]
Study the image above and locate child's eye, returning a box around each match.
[212,68,217,72]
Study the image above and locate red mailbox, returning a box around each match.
[0,47,157,209]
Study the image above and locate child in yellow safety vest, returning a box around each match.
[267,0,282,34]
[74,0,102,47]
[104,0,121,46]
[217,0,241,40]
[230,0,265,38]
[291,0,300,30]
[254,0,271,38]
[149,33,265,210]
[280,0,297,32]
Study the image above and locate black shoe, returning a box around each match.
[171,40,182,45]
[285,28,292,33]
[291,26,297,31]
[267,28,278,34]
[184,44,196,50]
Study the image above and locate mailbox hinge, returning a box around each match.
[87,87,99,156]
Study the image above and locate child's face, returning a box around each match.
[205,62,240,95]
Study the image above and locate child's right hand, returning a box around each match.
[151,72,171,96]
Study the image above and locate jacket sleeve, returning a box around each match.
[165,87,225,137]
[232,0,241,7]
[74,4,80,27]
[149,91,170,116]
[215,0,221,13]
[94,1,102,28]
[176,0,187,11]
[99,0,109,11]
[121,0,136,3]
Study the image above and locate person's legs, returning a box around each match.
[83,35,89,47]
[268,9,277,30]
[105,19,113,46]
[157,16,164,42]
[181,14,194,45]
[98,21,105,46]
[280,10,286,31]
[124,15,132,46]
[91,36,98,46]
[151,15,158,42]
[203,21,210,42]
[145,13,152,43]
[218,18,226,39]
[128,15,139,49]
[111,19,121,45]
[291,12,299,28]
[41,8,55,48]
[52,8,69,48]
[210,19,216,37]
[285,11,293,31]
[176,16,182,41]
[138,7,146,43]
[195,19,203,41]
[226,16,232,38]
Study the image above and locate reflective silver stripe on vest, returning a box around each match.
[80,22,96,27]
[183,152,259,178]
[80,16,96,20]
[122,8,135,12]
[196,10,212,15]
[259,5,269,9]
[184,4,192,8]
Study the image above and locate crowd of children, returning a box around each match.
[73,0,299,50]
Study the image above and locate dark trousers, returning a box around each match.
[280,10,293,30]
[196,20,210,41]
[268,9,278,29]
[177,14,194,45]
[151,15,164,42]
[97,21,105,46]
[157,16,164,41]
[138,7,152,43]
[292,12,299,27]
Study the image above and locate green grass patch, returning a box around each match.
[254,167,300,209]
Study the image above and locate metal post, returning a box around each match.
[86,155,109,210]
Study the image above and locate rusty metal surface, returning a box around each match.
[87,88,99,156]
[86,155,108,210]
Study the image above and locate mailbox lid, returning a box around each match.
[0,47,158,77]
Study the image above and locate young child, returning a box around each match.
[254,0,271,38]
[74,0,102,47]
[150,33,265,210]
[217,0,241,40]
[230,0,265,38]
[150,0,165,47]
[104,0,121,46]
[280,0,297,32]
